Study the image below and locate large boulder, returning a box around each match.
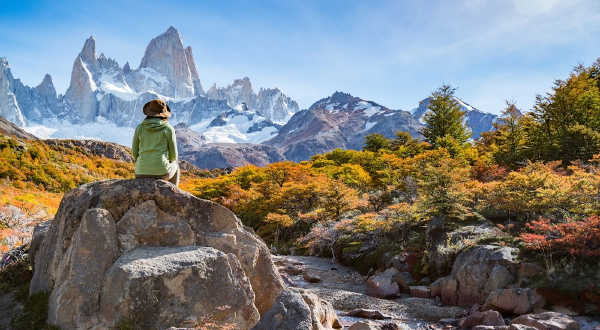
[483,288,546,315]
[431,245,519,306]
[30,179,286,329]
[100,246,259,329]
[366,267,400,298]
[253,288,341,330]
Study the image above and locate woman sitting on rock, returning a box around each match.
[132,99,179,186]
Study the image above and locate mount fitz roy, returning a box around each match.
[0,26,499,168]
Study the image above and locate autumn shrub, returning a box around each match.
[474,162,600,225]
[520,216,600,258]
[0,136,134,193]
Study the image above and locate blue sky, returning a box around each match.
[1,0,600,114]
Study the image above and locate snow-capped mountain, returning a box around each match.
[0,26,506,168]
[175,123,286,169]
[412,97,497,139]
[0,26,298,146]
[206,77,299,125]
[266,92,423,161]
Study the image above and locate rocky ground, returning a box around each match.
[274,255,465,329]
[273,255,600,330]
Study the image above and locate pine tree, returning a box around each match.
[420,85,471,148]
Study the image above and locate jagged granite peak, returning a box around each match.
[184,46,204,95]
[207,77,299,124]
[65,56,98,122]
[206,83,218,98]
[97,53,120,71]
[139,26,195,98]
[412,96,498,139]
[255,88,299,125]
[79,36,97,68]
[0,58,26,126]
[123,62,131,74]
[35,74,57,99]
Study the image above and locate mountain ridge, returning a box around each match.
[0,26,502,168]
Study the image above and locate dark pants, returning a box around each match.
[135,163,180,187]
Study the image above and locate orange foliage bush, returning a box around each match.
[520,216,600,257]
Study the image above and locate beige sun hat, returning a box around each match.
[143,99,172,118]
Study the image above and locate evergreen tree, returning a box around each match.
[420,85,471,148]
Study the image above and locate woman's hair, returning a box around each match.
[145,116,168,120]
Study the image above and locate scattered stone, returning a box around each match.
[459,310,506,328]
[381,323,400,330]
[392,271,415,291]
[484,288,546,315]
[348,321,380,330]
[344,308,392,320]
[397,297,467,322]
[410,286,431,299]
[511,312,580,330]
[282,265,303,275]
[303,270,322,283]
[438,318,459,326]
[366,267,400,298]
[253,288,341,330]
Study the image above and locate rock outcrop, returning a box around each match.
[29,179,293,329]
[44,138,134,162]
[0,115,37,140]
[430,245,520,306]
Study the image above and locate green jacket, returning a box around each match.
[132,118,178,176]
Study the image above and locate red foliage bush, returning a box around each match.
[519,216,600,257]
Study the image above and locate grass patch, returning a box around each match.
[0,254,57,329]
[11,291,59,330]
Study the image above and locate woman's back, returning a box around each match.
[132,117,177,176]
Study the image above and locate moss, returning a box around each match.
[0,254,32,306]
[0,254,57,329]
[341,241,362,254]
[10,291,58,330]
[118,318,139,330]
